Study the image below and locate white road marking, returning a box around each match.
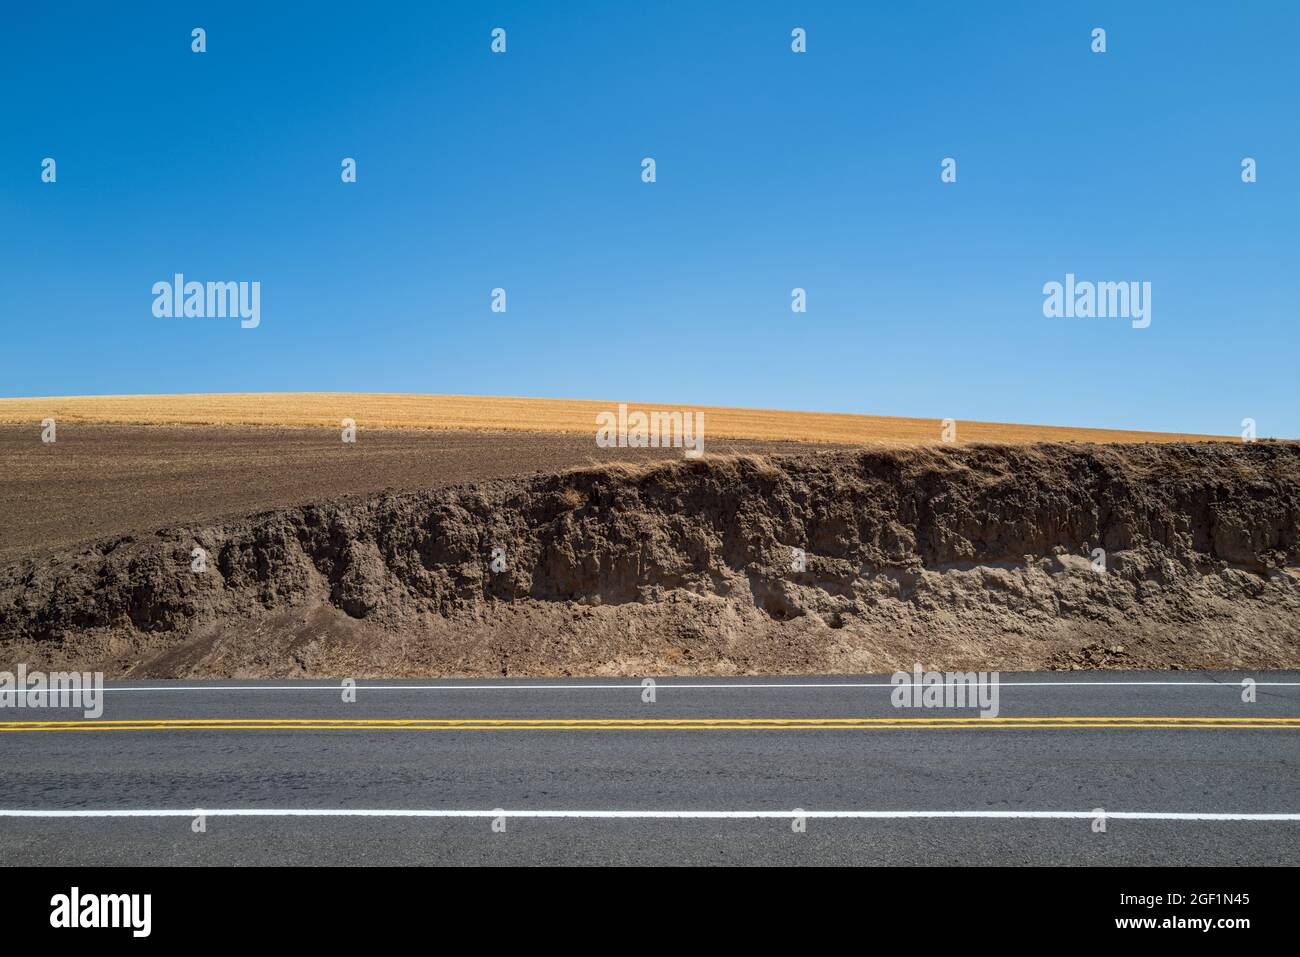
[83,680,1300,693]
[1,809,1297,821]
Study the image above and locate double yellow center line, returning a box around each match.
[1,717,1297,733]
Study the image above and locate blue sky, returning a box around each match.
[2,1,1296,436]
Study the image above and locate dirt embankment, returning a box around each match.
[1,443,1297,677]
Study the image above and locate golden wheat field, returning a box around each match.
[0,393,1234,445]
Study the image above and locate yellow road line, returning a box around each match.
[0,717,1297,732]
[3,717,1298,726]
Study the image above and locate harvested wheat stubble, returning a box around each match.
[1,442,1296,678]
[0,392,1235,445]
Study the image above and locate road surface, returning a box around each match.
[1,671,1297,865]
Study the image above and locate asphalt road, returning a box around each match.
[1,671,1298,865]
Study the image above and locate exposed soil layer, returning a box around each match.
[1,442,1297,677]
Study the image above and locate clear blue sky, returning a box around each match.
[3,1,1296,437]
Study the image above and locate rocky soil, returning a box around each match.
[1,442,1297,677]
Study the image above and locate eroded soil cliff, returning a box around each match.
[2,443,1297,676]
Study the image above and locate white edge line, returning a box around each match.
[0,809,1297,821]
[81,682,1300,692]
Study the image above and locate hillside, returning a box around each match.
[0,393,1234,445]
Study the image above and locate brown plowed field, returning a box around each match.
[0,393,1236,562]
[0,423,829,562]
